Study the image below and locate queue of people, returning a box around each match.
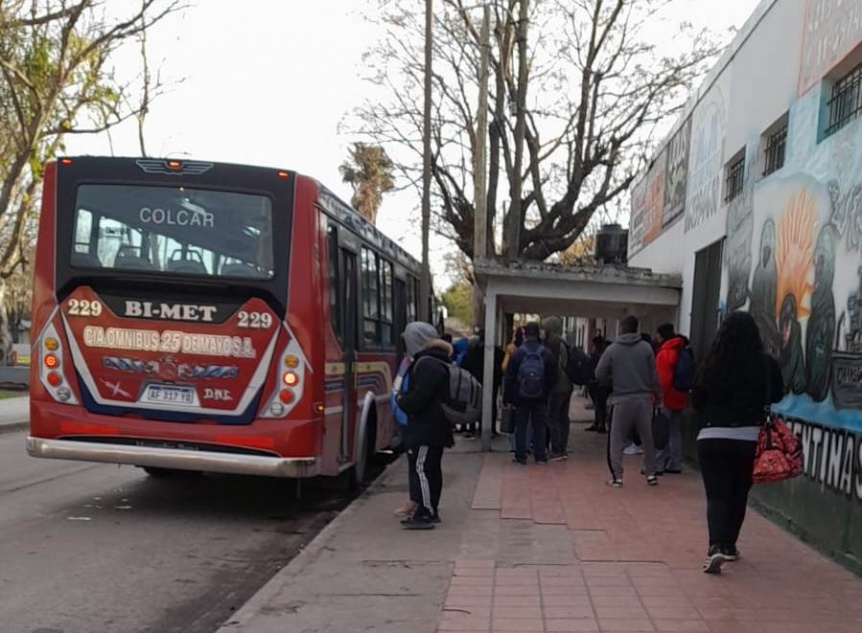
[390,312,788,575]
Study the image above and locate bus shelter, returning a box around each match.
[474,260,683,451]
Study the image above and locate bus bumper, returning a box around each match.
[26,436,321,478]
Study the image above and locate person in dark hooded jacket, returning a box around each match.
[396,322,455,529]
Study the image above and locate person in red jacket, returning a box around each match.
[655,323,690,474]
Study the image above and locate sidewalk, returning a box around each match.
[217,397,862,633]
[0,395,28,433]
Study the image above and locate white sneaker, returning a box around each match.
[623,443,644,456]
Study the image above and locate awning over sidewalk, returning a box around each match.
[473,259,683,450]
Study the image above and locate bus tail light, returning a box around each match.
[38,322,79,405]
[261,336,305,419]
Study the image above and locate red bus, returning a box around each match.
[28,156,431,487]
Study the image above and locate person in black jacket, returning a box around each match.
[396,322,456,529]
[503,322,558,465]
[692,311,784,573]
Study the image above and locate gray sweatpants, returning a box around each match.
[609,397,656,479]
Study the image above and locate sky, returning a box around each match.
[66,0,764,287]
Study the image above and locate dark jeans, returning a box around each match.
[515,401,547,463]
[548,389,573,454]
[408,445,444,518]
[698,438,757,550]
[588,384,609,429]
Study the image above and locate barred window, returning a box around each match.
[826,62,862,138]
[763,120,788,177]
[724,152,745,203]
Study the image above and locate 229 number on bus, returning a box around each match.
[237,311,273,329]
[67,299,103,317]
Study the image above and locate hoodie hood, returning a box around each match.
[616,332,645,346]
[660,335,686,352]
[404,322,439,357]
[542,316,563,337]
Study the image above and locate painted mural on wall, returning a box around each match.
[663,119,690,228]
[799,0,862,94]
[777,413,862,503]
[628,149,667,256]
[685,87,726,233]
[727,110,862,438]
[724,145,756,313]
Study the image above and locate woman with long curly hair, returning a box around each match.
[692,311,784,574]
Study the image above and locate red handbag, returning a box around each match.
[753,415,803,483]
[752,359,803,484]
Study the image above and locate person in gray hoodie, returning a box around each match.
[542,316,574,460]
[595,315,663,487]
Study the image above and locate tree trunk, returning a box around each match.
[504,0,529,260]
[419,0,434,322]
[0,279,13,365]
[471,281,484,329]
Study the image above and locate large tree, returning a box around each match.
[0,0,181,361]
[354,0,719,262]
[339,142,396,224]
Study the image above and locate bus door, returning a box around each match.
[340,249,358,462]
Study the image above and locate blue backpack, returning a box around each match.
[672,345,695,392]
[517,347,545,399]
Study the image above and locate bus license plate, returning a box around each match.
[141,385,196,406]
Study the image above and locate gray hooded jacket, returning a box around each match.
[595,333,661,404]
[403,322,439,358]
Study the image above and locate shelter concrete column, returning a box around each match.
[480,290,497,452]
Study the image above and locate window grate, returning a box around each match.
[826,62,862,137]
[763,123,787,176]
[724,155,745,203]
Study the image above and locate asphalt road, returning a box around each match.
[0,428,353,633]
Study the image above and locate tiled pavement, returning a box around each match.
[216,396,862,633]
[438,399,862,633]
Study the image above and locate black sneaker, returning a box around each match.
[703,545,728,574]
[722,545,739,561]
[432,512,441,524]
[584,425,598,432]
[401,514,435,530]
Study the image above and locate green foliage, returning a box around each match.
[339,142,396,224]
[441,280,472,326]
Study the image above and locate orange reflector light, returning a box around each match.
[277,171,289,179]
[45,337,59,351]
[44,354,59,369]
[282,371,298,386]
[167,160,182,169]
[284,355,299,369]
[60,158,73,165]
[279,389,295,404]
[314,403,325,414]
[47,371,62,387]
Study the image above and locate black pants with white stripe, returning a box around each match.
[407,445,443,517]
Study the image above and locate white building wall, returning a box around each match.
[627,0,862,557]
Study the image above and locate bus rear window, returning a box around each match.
[71,184,274,279]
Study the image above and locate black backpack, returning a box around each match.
[565,343,594,386]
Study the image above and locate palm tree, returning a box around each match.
[339,143,395,225]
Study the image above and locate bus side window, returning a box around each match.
[328,225,342,344]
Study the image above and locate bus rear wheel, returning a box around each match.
[346,412,377,493]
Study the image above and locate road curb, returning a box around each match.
[0,421,28,436]
[216,452,407,631]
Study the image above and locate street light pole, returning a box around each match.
[419,0,434,323]
[472,5,490,326]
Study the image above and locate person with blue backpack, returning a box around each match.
[655,323,694,474]
[503,322,558,465]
